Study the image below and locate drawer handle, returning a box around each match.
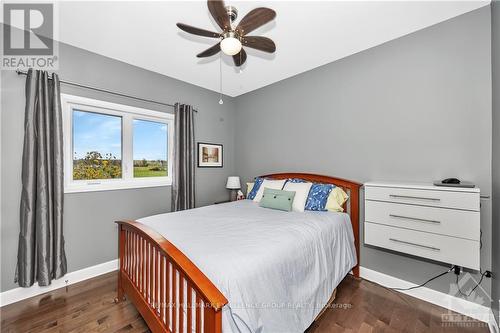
[389,238,440,251]
[389,214,441,224]
[389,194,440,202]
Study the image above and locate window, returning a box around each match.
[62,94,174,193]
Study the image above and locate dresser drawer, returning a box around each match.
[365,200,480,240]
[365,186,479,211]
[365,222,480,269]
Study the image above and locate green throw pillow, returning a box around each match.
[259,188,296,212]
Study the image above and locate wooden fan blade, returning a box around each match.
[233,48,247,67]
[208,0,230,31]
[242,36,276,53]
[236,8,276,35]
[197,43,221,57]
[177,23,220,38]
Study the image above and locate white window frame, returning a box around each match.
[61,94,174,193]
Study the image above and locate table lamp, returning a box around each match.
[226,176,241,201]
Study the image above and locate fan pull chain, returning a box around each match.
[219,54,224,105]
[239,51,242,73]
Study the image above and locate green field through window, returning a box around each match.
[133,119,168,178]
[72,110,122,180]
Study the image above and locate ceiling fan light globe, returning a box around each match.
[220,37,242,56]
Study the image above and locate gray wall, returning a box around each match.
[1,40,236,292]
[491,0,500,326]
[1,5,496,314]
[235,7,493,304]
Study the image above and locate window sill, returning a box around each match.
[64,180,172,194]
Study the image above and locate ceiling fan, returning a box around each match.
[176,0,276,67]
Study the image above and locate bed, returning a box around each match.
[115,173,361,333]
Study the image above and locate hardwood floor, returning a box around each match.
[306,276,489,333]
[0,271,489,333]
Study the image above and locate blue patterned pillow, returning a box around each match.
[247,177,264,200]
[305,184,335,211]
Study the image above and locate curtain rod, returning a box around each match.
[15,69,198,112]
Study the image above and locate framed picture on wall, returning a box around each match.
[197,142,223,168]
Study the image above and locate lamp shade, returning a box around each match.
[226,176,241,189]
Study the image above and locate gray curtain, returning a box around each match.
[172,103,195,211]
[16,69,67,287]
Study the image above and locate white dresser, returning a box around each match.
[364,181,480,270]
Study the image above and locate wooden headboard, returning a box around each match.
[260,172,362,278]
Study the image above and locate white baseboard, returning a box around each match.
[360,267,498,333]
[0,259,118,307]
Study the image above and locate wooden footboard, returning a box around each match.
[115,220,228,333]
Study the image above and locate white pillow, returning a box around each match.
[253,179,287,203]
[283,181,313,212]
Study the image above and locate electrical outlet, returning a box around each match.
[485,271,492,278]
[453,266,462,275]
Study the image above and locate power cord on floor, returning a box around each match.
[389,267,454,291]
[381,265,489,298]
[455,269,488,297]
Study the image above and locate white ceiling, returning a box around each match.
[57,1,490,97]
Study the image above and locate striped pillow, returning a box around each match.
[247,177,264,200]
[305,183,335,211]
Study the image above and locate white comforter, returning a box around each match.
[138,200,357,333]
